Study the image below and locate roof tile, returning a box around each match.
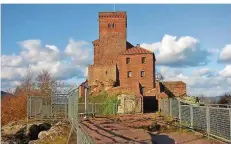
[121,47,153,55]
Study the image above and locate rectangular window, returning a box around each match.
[142,57,146,64]
[126,58,131,64]
[127,71,132,78]
[141,70,145,77]
[141,86,145,94]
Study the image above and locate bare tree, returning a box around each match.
[36,70,57,96]
[5,88,15,94]
[20,67,34,95]
[156,72,165,82]
[218,92,231,104]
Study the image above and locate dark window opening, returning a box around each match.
[141,86,145,94]
[142,57,146,64]
[105,71,107,74]
[127,71,132,78]
[141,71,145,77]
[126,58,131,64]
[108,23,115,28]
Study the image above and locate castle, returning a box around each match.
[81,11,186,112]
[88,11,156,96]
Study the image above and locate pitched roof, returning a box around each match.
[121,47,153,55]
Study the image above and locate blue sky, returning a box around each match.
[1,4,231,96]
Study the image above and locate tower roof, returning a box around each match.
[120,47,153,55]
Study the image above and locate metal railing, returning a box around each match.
[67,88,94,144]
[160,98,231,143]
[27,95,68,120]
[28,88,119,144]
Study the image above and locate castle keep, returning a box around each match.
[86,11,186,112]
[88,11,156,96]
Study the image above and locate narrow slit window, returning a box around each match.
[126,58,131,64]
[141,70,145,77]
[108,23,115,28]
[141,86,145,94]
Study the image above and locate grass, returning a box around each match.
[35,136,67,144]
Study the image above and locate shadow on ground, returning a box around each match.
[148,132,175,144]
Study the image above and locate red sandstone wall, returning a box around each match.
[99,12,127,39]
[89,12,128,84]
[88,64,117,85]
[92,12,127,65]
[163,82,186,97]
[118,53,155,96]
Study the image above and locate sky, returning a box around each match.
[1,4,231,96]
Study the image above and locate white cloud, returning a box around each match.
[19,40,61,64]
[219,65,231,78]
[192,68,213,77]
[159,66,230,96]
[228,78,231,85]
[1,39,92,90]
[1,80,21,91]
[141,35,210,67]
[65,39,93,67]
[218,44,231,63]
[30,61,84,80]
[1,67,27,80]
[84,67,88,78]
[1,55,23,67]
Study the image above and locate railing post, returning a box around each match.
[206,106,210,139]
[50,97,52,119]
[163,99,165,114]
[29,96,31,119]
[170,98,172,117]
[229,108,231,141]
[190,105,193,129]
[178,100,181,125]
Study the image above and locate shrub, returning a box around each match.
[217,92,231,104]
[78,91,119,115]
[1,94,27,126]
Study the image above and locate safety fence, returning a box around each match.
[160,98,231,143]
[27,95,68,120]
[67,88,117,144]
[27,88,118,144]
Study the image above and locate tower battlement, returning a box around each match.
[99,11,127,18]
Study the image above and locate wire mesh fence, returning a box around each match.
[28,95,68,120]
[160,98,231,143]
[67,88,117,144]
[28,87,119,144]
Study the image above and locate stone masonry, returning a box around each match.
[88,11,156,96]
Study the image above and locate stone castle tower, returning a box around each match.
[89,11,132,86]
[88,11,156,96]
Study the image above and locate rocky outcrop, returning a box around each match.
[29,121,70,144]
[28,123,51,140]
[1,121,52,144]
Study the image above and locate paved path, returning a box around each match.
[80,115,224,144]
